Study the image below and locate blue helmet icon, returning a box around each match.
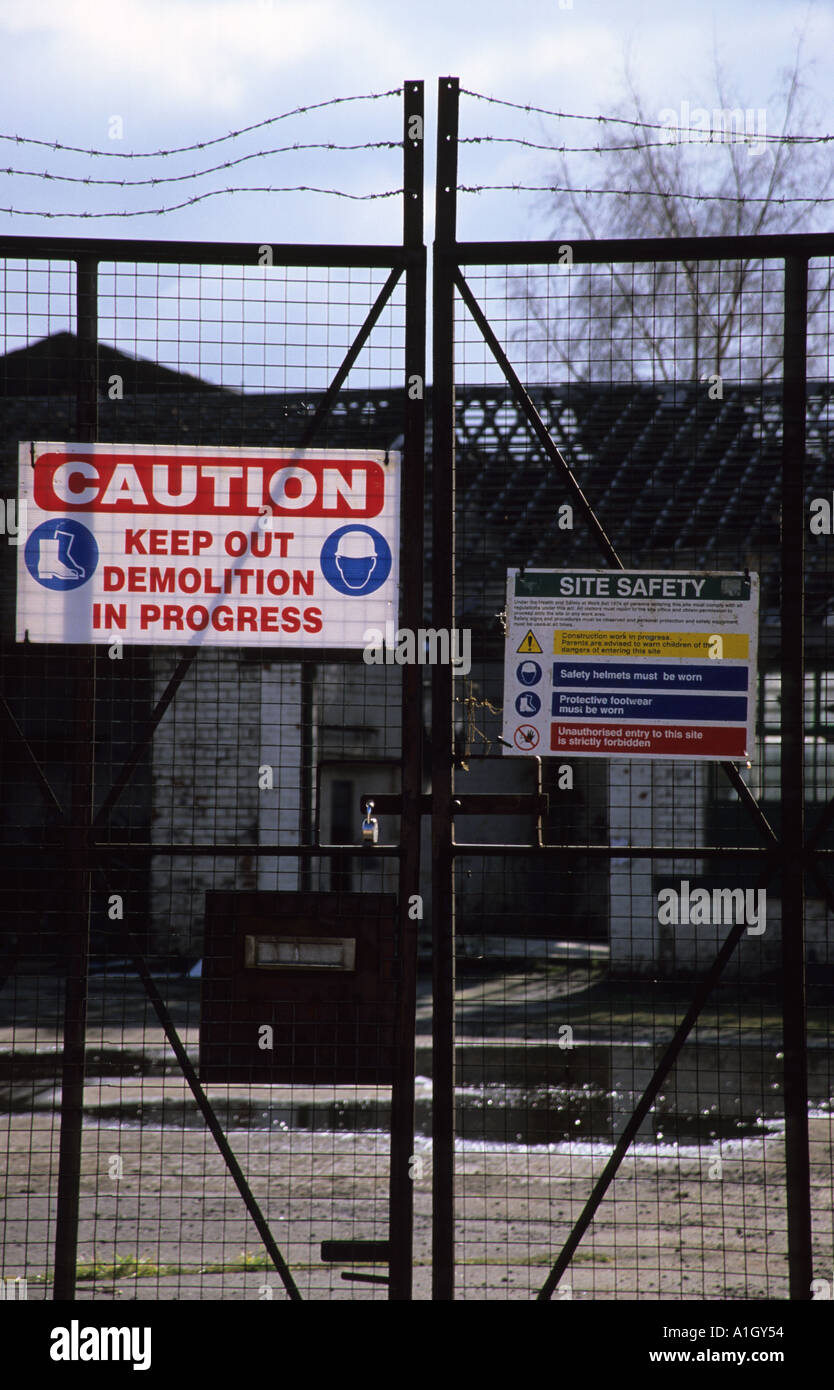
[321,525,392,596]
[516,660,542,686]
[335,530,378,590]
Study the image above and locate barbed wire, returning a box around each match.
[460,87,834,145]
[0,141,400,190]
[0,184,403,218]
[459,182,834,205]
[0,89,403,160]
[460,134,787,155]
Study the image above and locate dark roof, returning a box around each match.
[0,334,406,456]
[0,331,226,397]
[2,336,833,657]
[454,381,834,658]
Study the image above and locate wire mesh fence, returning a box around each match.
[1,76,833,1307]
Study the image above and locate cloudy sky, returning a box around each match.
[0,0,831,244]
[0,0,831,385]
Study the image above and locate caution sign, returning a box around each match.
[502,568,759,761]
[516,629,543,654]
[16,443,399,648]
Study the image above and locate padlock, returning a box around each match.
[361,801,379,845]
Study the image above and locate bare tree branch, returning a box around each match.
[516,30,832,386]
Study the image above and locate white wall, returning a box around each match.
[608,757,832,977]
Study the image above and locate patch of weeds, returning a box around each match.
[30,1249,280,1285]
[201,1250,272,1274]
[76,1254,174,1281]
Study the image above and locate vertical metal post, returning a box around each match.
[781,254,812,1299]
[53,255,98,1299]
[299,663,315,892]
[431,75,459,1301]
[389,78,426,1302]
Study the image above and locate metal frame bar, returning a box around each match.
[52,256,98,1300]
[298,265,403,448]
[388,77,426,1302]
[431,74,460,1302]
[298,661,316,895]
[92,842,403,857]
[450,232,834,265]
[1,696,65,817]
[0,235,408,269]
[4,841,789,858]
[453,267,622,568]
[780,255,812,1299]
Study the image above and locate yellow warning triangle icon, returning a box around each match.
[516,630,543,654]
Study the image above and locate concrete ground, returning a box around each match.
[3,1107,832,1300]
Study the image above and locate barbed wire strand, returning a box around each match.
[0,142,400,190]
[0,184,402,218]
[460,134,801,154]
[459,183,834,205]
[0,88,402,160]
[3,181,827,220]
[459,87,833,145]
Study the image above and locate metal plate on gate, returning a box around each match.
[199,891,398,1085]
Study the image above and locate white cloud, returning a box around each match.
[0,0,395,117]
[463,27,622,93]
[0,0,831,246]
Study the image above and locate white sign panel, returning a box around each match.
[502,568,759,760]
[16,442,399,648]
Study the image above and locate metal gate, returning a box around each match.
[2,75,833,1305]
[0,81,426,1301]
[429,77,834,1301]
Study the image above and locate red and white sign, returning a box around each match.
[16,442,400,647]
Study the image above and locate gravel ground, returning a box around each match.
[2,973,832,1302]
[3,1106,832,1301]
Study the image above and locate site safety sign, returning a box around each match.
[502,568,759,760]
[16,442,400,648]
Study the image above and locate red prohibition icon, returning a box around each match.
[514,724,540,750]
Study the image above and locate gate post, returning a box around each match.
[781,254,812,1299]
[53,253,98,1299]
[430,76,459,1301]
[388,77,426,1302]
